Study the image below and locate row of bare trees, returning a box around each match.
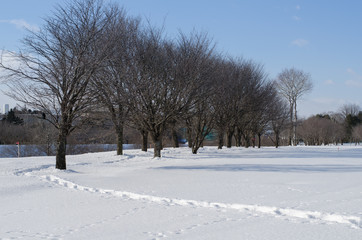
[0,0,305,169]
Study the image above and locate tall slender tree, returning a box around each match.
[275,68,312,146]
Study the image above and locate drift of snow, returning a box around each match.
[1,146,362,239]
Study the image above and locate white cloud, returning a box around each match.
[324,79,335,85]
[0,19,39,32]
[345,80,362,87]
[291,39,309,47]
[293,16,301,21]
[347,68,355,75]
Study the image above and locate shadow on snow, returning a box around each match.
[155,164,362,173]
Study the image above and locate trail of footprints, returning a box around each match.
[8,165,362,239]
[38,174,361,230]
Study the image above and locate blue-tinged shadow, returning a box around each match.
[155,164,362,173]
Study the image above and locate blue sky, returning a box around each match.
[1,0,362,118]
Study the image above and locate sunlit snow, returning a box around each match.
[1,146,362,239]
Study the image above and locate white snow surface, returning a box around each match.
[1,146,362,239]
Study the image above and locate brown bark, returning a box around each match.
[116,126,123,155]
[226,128,234,148]
[170,120,179,148]
[56,129,67,170]
[217,131,224,149]
[151,132,162,157]
[257,133,261,148]
[235,128,242,147]
[141,130,148,152]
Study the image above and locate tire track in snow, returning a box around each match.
[40,174,361,229]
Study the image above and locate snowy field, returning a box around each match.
[1,146,362,239]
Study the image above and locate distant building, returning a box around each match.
[3,104,9,114]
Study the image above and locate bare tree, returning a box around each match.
[217,58,246,148]
[188,98,215,154]
[125,27,172,158]
[234,60,268,148]
[269,97,289,148]
[126,29,214,157]
[211,58,233,149]
[91,5,140,155]
[177,34,217,154]
[275,68,312,146]
[0,0,111,169]
[249,81,276,148]
[211,58,270,149]
[339,103,360,119]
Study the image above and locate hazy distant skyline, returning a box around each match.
[1,0,362,118]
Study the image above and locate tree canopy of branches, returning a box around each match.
[176,33,217,154]
[91,5,140,155]
[339,103,360,119]
[0,0,112,169]
[124,28,216,157]
[275,68,313,146]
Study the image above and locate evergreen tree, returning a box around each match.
[3,109,23,125]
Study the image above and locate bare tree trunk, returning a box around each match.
[289,102,293,146]
[141,130,148,152]
[170,120,179,148]
[275,130,280,148]
[235,128,242,147]
[218,131,224,149]
[191,129,209,154]
[151,132,162,158]
[192,133,201,154]
[56,129,67,170]
[258,133,262,148]
[226,128,234,148]
[116,126,123,155]
[244,134,251,148]
[154,140,162,157]
[192,147,198,154]
[293,101,297,146]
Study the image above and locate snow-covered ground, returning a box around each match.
[1,146,362,239]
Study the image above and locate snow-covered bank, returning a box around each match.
[1,146,362,239]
